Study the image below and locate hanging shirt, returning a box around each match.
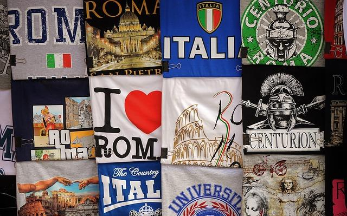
[98,161,161,216]
[84,0,162,76]
[161,77,243,168]
[326,147,347,215]
[243,154,325,216]
[0,89,15,175]
[161,0,242,77]
[0,0,11,89]
[242,65,325,152]
[162,164,243,216]
[89,76,162,163]
[325,0,347,59]
[0,175,16,215]
[8,0,87,79]
[12,78,94,161]
[16,160,99,216]
[325,60,347,147]
[241,0,325,67]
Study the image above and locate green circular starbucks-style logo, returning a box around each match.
[241,0,323,66]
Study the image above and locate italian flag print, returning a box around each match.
[198,8,221,33]
[47,53,72,69]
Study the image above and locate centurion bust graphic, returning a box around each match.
[265,4,297,62]
[243,73,325,132]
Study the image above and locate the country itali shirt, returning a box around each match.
[98,161,161,216]
[162,164,243,216]
[241,0,325,67]
[161,78,243,168]
[12,79,93,161]
[161,0,242,77]
[8,0,87,79]
[0,89,15,175]
[89,76,162,163]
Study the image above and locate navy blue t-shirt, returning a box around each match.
[12,78,92,161]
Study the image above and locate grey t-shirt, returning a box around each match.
[0,0,11,89]
[16,160,99,215]
[8,0,87,80]
[162,164,243,216]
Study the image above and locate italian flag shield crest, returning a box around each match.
[197,2,222,33]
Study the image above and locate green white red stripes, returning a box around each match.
[47,53,72,69]
[214,91,233,166]
[198,8,222,33]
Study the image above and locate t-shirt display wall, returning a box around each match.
[0,0,346,216]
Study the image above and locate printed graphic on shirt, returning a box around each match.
[325,64,347,147]
[90,76,162,163]
[169,184,241,216]
[84,0,161,76]
[162,165,243,216]
[98,161,161,215]
[31,103,95,160]
[8,0,86,79]
[333,179,347,215]
[0,0,11,89]
[241,0,324,67]
[161,0,242,77]
[70,130,95,158]
[242,67,325,152]
[16,160,99,216]
[325,0,346,59]
[161,78,243,167]
[33,105,64,147]
[65,97,93,129]
[243,155,325,216]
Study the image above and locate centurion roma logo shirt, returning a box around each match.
[161,0,242,77]
[241,0,325,67]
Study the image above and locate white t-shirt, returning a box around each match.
[89,76,162,163]
[161,77,243,167]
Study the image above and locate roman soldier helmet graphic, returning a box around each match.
[265,4,297,62]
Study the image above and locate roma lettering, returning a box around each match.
[85,0,160,19]
[8,7,85,45]
[49,129,89,160]
[94,87,159,160]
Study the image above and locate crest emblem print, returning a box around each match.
[197,2,222,33]
[241,0,323,66]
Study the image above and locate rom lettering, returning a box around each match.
[94,87,159,160]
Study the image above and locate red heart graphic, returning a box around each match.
[125,90,162,134]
